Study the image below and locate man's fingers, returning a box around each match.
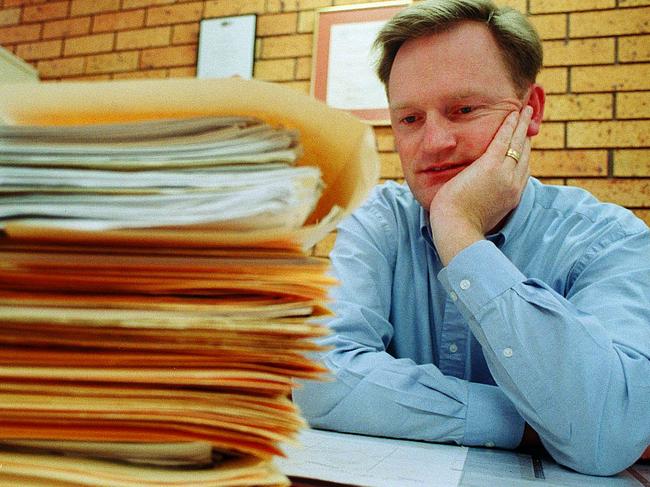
[515,137,532,184]
[484,105,532,164]
[507,106,533,157]
[487,110,519,158]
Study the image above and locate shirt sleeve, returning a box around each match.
[437,233,650,476]
[293,199,525,449]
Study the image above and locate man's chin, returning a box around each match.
[409,184,446,211]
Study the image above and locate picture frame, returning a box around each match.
[197,14,257,79]
[311,1,411,125]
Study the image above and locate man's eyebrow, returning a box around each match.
[450,91,493,101]
[388,101,414,111]
[389,91,498,109]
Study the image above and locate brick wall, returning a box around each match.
[1,0,649,256]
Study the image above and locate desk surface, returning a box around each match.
[279,429,650,487]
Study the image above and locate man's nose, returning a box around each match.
[422,113,456,154]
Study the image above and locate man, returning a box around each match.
[294,0,650,476]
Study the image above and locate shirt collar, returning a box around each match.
[418,178,536,250]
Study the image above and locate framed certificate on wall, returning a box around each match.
[311,1,411,125]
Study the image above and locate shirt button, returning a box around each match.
[503,347,513,358]
[449,343,458,353]
[449,291,458,302]
[459,279,471,290]
[485,441,495,448]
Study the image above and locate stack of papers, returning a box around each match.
[0,77,380,486]
[0,116,322,232]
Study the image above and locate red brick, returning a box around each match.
[140,45,196,68]
[113,68,168,79]
[64,33,114,56]
[3,0,47,6]
[537,67,568,94]
[295,56,311,80]
[146,2,203,26]
[42,16,91,39]
[619,35,650,62]
[116,26,170,50]
[532,122,565,149]
[261,34,312,59]
[544,94,613,121]
[0,8,21,27]
[572,64,650,92]
[204,0,265,17]
[543,38,615,66]
[530,0,615,14]
[570,7,650,37]
[172,23,199,45]
[92,10,145,33]
[168,66,195,77]
[620,0,650,6]
[529,13,567,39]
[617,91,650,119]
[257,13,298,36]
[37,56,85,78]
[22,1,69,22]
[613,149,650,176]
[15,39,62,60]
[380,152,402,179]
[254,58,295,81]
[374,127,395,152]
[70,0,120,16]
[0,24,41,43]
[122,0,174,8]
[85,51,139,74]
[568,120,650,148]
[297,10,314,33]
[530,149,607,177]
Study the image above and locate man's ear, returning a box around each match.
[525,84,545,137]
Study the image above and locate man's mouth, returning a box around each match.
[421,162,467,173]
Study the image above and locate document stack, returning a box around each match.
[0,78,379,486]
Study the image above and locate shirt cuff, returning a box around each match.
[464,381,525,449]
[438,240,526,317]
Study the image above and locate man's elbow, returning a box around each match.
[546,433,645,476]
[292,377,347,426]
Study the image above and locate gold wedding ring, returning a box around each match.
[506,148,521,163]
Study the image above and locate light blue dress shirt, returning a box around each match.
[294,178,650,476]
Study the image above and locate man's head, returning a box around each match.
[375,0,543,99]
[374,0,545,211]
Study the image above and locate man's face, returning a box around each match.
[388,21,526,210]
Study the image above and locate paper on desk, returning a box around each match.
[458,447,645,487]
[0,77,380,249]
[278,430,648,487]
[276,428,468,487]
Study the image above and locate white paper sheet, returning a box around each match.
[276,428,468,487]
[459,447,644,487]
[326,20,388,110]
[277,429,648,487]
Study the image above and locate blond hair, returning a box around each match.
[374,0,542,96]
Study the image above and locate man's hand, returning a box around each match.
[429,106,533,266]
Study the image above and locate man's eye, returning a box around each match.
[401,115,419,124]
[458,106,473,114]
